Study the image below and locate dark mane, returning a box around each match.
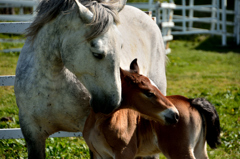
[26,0,120,42]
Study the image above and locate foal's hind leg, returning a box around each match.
[194,142,209,159]
[20,118,49,159]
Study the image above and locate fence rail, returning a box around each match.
[0,75,15,86]
[1,128,82,140]
[0,0,38,6]
[0,73,83,139]
[0,22,31,34]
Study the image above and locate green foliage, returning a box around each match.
[0,139,27,158]
[45,138,90,158]
[0,35,239,158]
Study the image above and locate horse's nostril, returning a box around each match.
[90,41,96,48]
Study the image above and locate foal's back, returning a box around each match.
[139,95,220,159]
[151,95,206,159]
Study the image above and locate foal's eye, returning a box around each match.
[144,92,155,98]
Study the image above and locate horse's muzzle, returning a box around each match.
[90,94,121,114]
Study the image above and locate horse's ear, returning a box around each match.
[115,0,127,12]
[130,58,139,74]
[74,0,93,23]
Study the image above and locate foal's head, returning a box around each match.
[120,59,179,125]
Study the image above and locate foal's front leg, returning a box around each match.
[164,150,196,159]
[114,149,136,159]
[141,155,159,159]
[113,137,138,159]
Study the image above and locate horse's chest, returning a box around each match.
[16,70,90,132]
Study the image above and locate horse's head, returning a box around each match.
[120,59,179,125]
[58,0,126,114]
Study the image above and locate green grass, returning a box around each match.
[164,38,240,159]
[0,35,240,158]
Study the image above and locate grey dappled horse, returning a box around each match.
[14,0,166,158]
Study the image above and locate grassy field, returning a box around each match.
[0,35,240,158]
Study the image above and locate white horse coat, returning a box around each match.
[14,0,166,158]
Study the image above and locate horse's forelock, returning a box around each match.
[83,0,120,41]
[26,0,119,42]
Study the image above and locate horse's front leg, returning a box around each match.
[20,118,48,159]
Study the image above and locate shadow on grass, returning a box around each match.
[195,36,240,54]
[173,35,240,54]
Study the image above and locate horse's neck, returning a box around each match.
[32,18,65,81]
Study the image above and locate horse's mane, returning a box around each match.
[26,0,120,42]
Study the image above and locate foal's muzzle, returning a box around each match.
[162,107,179,125]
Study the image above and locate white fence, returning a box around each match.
[171,0,240,46]
[128,0,176,53]
[0,74,83,140]
[0,0,174,140]
[0,0,38,21]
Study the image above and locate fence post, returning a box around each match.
[182,0,186,32]
[165,0,174,54]
[155,2,160,26]
[148,0,153,11]
[211,0,217,35]
[33,0,38,16]
[234,0,240,45]
[216,0,220,32]
[188,0,194,31]
[221,0,227,46]
[162,5,167,38]
[19,7,24,15]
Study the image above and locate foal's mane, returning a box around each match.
[26,0,120,41]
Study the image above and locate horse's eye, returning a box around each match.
[144,92,155,98]
[92,52,105,59]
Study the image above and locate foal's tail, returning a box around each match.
[190,98,221,149]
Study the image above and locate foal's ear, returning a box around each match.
[130,58,139,74]
[120,68,125,80]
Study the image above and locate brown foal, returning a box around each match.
[83,59,220,159]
